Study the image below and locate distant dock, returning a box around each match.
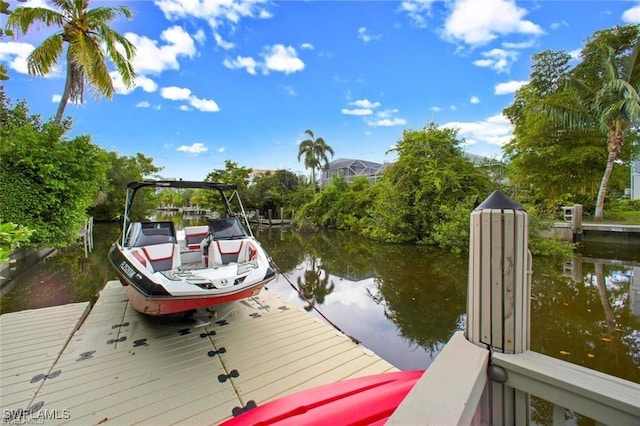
[0,281,395,424]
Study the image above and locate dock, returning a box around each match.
[0,281,396,425]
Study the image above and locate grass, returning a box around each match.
[602,210,640,224]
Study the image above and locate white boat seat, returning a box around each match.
[184,225,209,250]
[206,239,258,267]
[126,221,177,247]
[131,243,181,272]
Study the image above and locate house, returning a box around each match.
[320,158,390,187]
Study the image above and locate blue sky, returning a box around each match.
[2,0,639,181]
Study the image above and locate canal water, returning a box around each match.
[1,222,639,389]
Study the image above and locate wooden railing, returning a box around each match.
[388,191,640,425]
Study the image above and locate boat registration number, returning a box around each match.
[120,261,137,279]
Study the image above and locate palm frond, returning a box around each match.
[27,34,64,76]
[6,6,65,35]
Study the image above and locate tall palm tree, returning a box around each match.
[297,129,334,189]
[7,0,136,123]
[544,37,640,220]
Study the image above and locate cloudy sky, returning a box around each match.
[2,0,639,180]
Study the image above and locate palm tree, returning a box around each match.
[7,0,136,123]
[544,36,640,220]
[297,129,335,189]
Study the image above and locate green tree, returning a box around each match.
[7,0,136,123]
[542,25,640,220]
[204,160,253,213]
[296,175,374,231]
[246,169,303,216]
[0,89,110,247]
[297,129,334,190]
[0,222,33,263]
[364,123,492,252]
[503,50,607,211]
[88,152,161,221]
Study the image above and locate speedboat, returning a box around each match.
[108,180,276,315]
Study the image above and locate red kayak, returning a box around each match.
[221,370,424,426]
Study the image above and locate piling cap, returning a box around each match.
[475,191,524,211]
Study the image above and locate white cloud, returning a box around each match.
[341,108,373,116]
[341,99,381,116]
[177,143,208,154]
[0,41,34,75]
[284,85,297,96]
[161,86,219,112]
[430,106,441,112]
[470,96,480,104]
[154,0,273,28]
[357,27,382,44]
[368,117,407,127]
[400,0,436,28]
[189,97,220,112]
[194,29,207,45]
[549,20,568,31]
[112,73,158,95]
[443,113,513,147]
[217,147,226,153]
[443,0,543,46]
[351,99,381,109]
[125,26,196,75]
[494,80,527,95]
[366,108,407,127]
[223,55,258,75]
[300,43,315,50]
[623,4,640,23]
[473,48,519,73]
[224,44,305,75]
[261,44,305,74]
[136,101,151,108]
[214,33,235,50]
[161,86,192,100]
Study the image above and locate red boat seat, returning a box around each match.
[136,243,181,272]
[183,225,209,250]
[208,240,243,266]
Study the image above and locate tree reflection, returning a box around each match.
[296,256,335,311]
[371,245,468,353]
[530,257,640,383]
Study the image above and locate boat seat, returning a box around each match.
[184,225,210,250]
[126,221,177,247]
[206,239,258,267]
[132,243,181,272]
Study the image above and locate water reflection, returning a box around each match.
[1,222,638,383]
[257,228,640,382]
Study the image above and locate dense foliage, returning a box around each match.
[295,175,375,231]
[0,89,109,248]
[363,124,492,252]
[88,152,162,221]
[505,24,640,219]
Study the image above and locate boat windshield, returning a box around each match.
[209,218,247,239]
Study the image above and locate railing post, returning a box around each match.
[466,190,531,424]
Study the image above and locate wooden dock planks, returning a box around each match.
[0,302,91,411]
[1,281,397,425]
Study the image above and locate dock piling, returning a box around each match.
[466,190,531,423]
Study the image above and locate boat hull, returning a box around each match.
[120,279,268,315]
[109,243,276,316]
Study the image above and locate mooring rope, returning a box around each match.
[271,261,361,345]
